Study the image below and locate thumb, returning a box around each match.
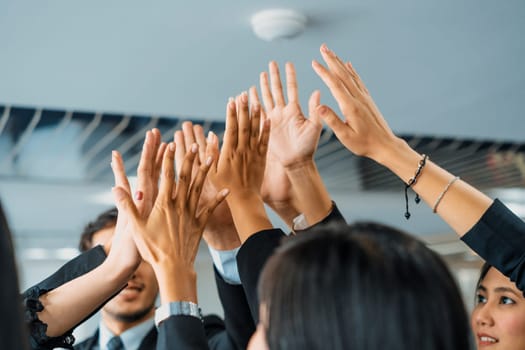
[316,104,353,137]
[308,90,322,124]
[112,186,140,224]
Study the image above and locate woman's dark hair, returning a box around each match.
[0,201,29,350]
[476,262,492,290]
[258,222,471,350]
[78,207,118,252]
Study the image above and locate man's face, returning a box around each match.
[91,226,159,323]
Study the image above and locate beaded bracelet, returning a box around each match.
[404,154,428,219]
[432,176,460,213]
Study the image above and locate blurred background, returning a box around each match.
[1,0,524,341]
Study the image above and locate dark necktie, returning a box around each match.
[106,336,125,350]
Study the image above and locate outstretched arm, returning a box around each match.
[256,61,333,227]
[208,93,273,243]
[312,44,492,235]
[30,129,164,340]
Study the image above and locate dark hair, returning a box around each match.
[78,207,118,252]
[476,262,492,290]
[258,222,471,350]
[0,201,29,350]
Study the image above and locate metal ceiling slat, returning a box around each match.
[41,111,73,158]
[83,115,131,164]
[76,113,103,148]
[86,117,159,179]
[1,109,42,166]
[315,139,344,159]
[0,106,11,137]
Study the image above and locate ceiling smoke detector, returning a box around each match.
[250,9,307,41]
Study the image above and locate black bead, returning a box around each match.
[404,212,411,219]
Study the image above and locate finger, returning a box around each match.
[112,186,140,224]
[188,154,213,215]
[182,121,196,156]
[259,71,275,110]
[111,150,132,194]
[250,85,268,125]
[207,131,220,173]
[136,131,155,205]
[151,128,162,170]
[175,144,198,205]
[258,118,271,157]
[319,44,361,98]
[193,124,208,164]
[174,130,187,176]
[285,62,299,103]
[346,61,370,95]
[222,97,238,154]
[308,90,322,124]
[250,102,261,150]
[269,61,286,106]
[158,142,176,202]
[316,104,354,141]
[236,92,250,152]
[312,59,356,118]
[196,188,230,229]
[153,142,167,190]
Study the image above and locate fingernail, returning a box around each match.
[221,188,230,197]
[191,143,198,153]
[207,131,213,142]
[228,97,234,103]
[112,150,117,157]
[169,142,175,151]
[206,156,213,166]
[318,106,327,115]
[135,191,144,201]
[241,92,248,103]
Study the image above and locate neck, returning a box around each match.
[101,308,155,335]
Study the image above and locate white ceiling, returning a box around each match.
[0,0,524,258]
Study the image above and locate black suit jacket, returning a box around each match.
[25,247,254,350]
[74,325,157,350]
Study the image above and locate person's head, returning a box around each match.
[0,200,29,350]
[249,222,471,350]
[471,262,525,349]
[80,208,158,328]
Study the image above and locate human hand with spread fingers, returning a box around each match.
[257,61,332,226]
[207,92,272,243]
[174,121,240,251]
[112,141,228,303]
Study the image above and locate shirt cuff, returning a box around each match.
[208,246,241,285]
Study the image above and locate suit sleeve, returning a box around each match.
[209,268,256,350]
[237,228,286,322]
[156,315,209,350]
[461,198,525,294]
[22,246,107,350]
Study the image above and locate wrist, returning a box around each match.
[154,261,197,303]
[374,137,423,183]
[203,227,241,250]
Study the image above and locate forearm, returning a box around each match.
[265,199,301,229]
[227,192,273,243]
[155,262,198,304]
[37,257,132,337]
[377,137,493,236]
[285,160,332,226]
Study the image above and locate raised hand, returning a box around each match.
[112,143,228,302]
[259,61,323,167]
[312,44,493,235]
[208,92,272,242]
[258,61,332,226]
[174,121,240,250]
[312,44,398,163]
